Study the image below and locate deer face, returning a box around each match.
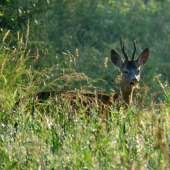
[121,61,140,87]
[110,37,149,88]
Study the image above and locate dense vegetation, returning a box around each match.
[1,0,170,169]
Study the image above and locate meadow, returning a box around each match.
[1,0,170,169]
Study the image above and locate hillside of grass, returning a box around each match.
[1,0,170,169]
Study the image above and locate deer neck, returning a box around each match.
[118,80,134,106]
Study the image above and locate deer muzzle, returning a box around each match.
[130,79,139,86]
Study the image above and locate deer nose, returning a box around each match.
[130,78,138,86]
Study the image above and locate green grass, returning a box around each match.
[1,1,170,169]
[0,32,170,169]
[1,94,170,169]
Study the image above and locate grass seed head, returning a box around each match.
[34,47,39,62]
[45,49,48,56]
[26,49,31,57]
[1,54,8,75]
[75,48,79,57]
[12,48,17,58]
[104,57,108,68]
[2,30,10,43]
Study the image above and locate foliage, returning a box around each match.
[20,0,170,96]
[1,0,170,94]
[0,0,49,39]
[0,29,169,169]
[1,0,170,169]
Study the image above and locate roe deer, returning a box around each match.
[15,37,149,115]
[109,36,149,108]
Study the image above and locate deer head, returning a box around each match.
[110,36,149,105]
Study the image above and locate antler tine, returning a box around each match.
[120,36,129,61]
[132,40,136,60]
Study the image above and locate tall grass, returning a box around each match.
[1,1,170,169]
[0,29,170,169]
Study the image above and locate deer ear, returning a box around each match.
[110,49,123,68]
[136,48,149,67]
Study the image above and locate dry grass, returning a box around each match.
[0,27,170,169]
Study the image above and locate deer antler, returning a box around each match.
[120,36,129,61]
[132,40,136,60]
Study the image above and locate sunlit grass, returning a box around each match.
[1,95,170,169]
[0,50,170,169]
[1,2,170,167]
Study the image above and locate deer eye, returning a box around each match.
[123,71,128,74]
